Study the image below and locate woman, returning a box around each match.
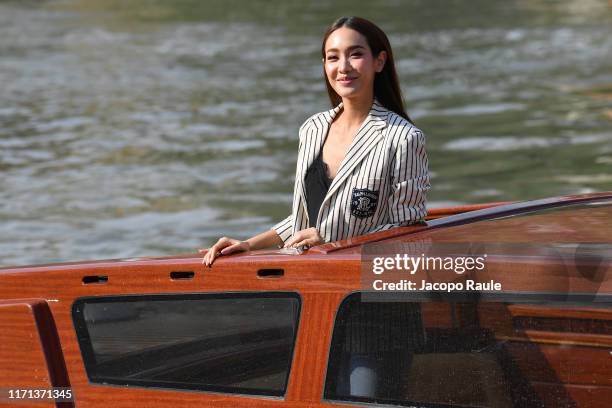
[201,16,429,266]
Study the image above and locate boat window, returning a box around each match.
[72,292,300,397]
[324,292,611,407]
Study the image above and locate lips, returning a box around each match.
[337,77,356,84]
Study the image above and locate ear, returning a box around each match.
[375,51,387,73]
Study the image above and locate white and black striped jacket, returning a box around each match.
[273,100,429,244]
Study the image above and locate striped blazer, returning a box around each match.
[272,100,429,244]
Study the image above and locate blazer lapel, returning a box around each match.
[322,100,388,205]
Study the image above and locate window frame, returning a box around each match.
[72,291,302,398]
[322,290,612,408]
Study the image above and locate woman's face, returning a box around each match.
[323,27,386,103]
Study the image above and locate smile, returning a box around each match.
[337,77,356,84]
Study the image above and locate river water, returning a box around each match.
[1,0,611,266]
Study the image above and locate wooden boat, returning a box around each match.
[1,192,611,408]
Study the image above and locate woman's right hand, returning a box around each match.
[199,237,250,266]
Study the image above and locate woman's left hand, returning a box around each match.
[284,227,323,249]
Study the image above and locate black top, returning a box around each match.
[305,152,333,228]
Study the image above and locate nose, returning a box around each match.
[339,56,352,73]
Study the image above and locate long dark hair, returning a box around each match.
[321,16,413,124]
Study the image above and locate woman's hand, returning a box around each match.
[284,227,322,249]
[199,237,250,266]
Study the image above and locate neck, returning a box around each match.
[339,95,373,127]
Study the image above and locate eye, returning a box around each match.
[326,55,338,61]
[351,51,363,57]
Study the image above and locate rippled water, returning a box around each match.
[1,0,611,266]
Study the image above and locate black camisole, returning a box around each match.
[304,152,333,228]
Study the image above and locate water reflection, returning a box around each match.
[0,0,611,265]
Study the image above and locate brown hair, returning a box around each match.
[321,16,413,123]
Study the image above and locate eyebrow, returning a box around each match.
[325,45,365,53]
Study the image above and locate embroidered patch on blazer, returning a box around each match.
[350,188,379,218]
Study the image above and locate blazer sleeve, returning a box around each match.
[370,126,430,233]
[272,214,293,243]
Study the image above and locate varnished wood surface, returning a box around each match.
[424,201,512,219]
[0,193,611,407]
[0,254,610,406]
[0,300,55,408]
[1,259,609,407]
[0,258,362,407]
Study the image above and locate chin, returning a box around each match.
[333,87,362,99]
[338,92,368,103]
